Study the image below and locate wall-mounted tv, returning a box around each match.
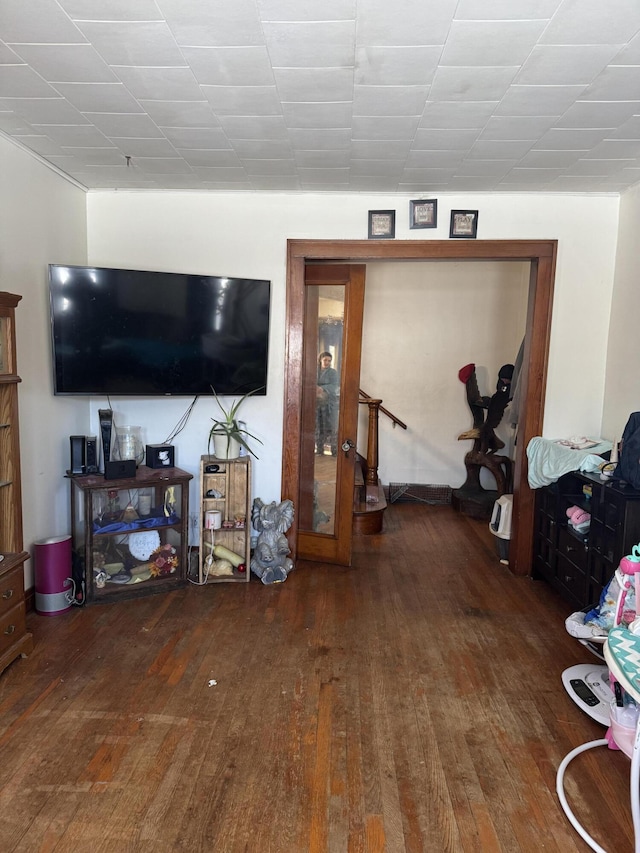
[49,265,270,396]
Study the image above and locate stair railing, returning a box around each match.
[358,390,407,489]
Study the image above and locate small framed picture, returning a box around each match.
[450,210,478,239]
[409,199,438,229]
[368,210,396,240]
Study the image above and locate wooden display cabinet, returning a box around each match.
[0,292,33,674]
[198,455,251,583]
[69,465,192,604]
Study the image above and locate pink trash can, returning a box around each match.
[34,535,73,616]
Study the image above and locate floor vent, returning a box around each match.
[389,483,453,505]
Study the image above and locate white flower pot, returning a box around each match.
[211,432,241,460]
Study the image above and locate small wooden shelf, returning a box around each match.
[198,455,251,584]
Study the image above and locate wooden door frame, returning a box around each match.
[282,238,557,577]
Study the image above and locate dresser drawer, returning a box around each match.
[0,564,25,616]
[558,526,589,572]
[0,599,26,657]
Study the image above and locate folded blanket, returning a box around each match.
[526,436,611,488]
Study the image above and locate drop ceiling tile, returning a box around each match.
[610,116,640,139]
[106,137,176,157]
[515,45,620,86]
[583,140,640,159]
[161,128,231,149]
[249,175,300,189]
[455,159,517,176]
[83,112,162,137]
[294,150,351,167]
[140,100,219,128]
[441,20,547,66]
[232,139,293,158]
[241,159,296,176]
[495,85,586,116]
[455,0,562,19]
[0,42,23,63]
[75,21,184,66]
[298,166,349,181]
[352,116,418,140]
[546,175,608,190]
[59,1,164,21]
[288,128,351,148]
[430,67,519,101]
[0,66,59,98]
[9,97,88,125]
[161,0,264,47]
[0,112,34,134]
[182,47,274,87]
[566,158,635,174]
[581,66,640,102]
[258,1,356,21]
[469,139,535,158]
[9,44,116,84]
[134,157,194,174]
[541,0,640,44]
[13,134,67,155]
[533,127,610,149]
[201,85,283,116]
[282,103,352,129]
[556,101,640,129]
[479,116,556,140]
[192,166,250,181]
[500,167,563,183]
[448,176,503,190]
[356,0,457,46]
[262,22,355,68]
[353,86,428,117]
[351,159,403,176]
[611,31,640,63]
[0,0,85,42]
[218,115,289,140]
[112,67,202,101]
[179,150,244,167]
[354,46,440,86]
[518,149,587,167]
[419,101,498,128]
[54,82,142,112]
[33,124,112,146]
[70,149,127,166]
[413,128,479,149]
[348,176,402,191]
[351,140,409,158]
[274,68,353,102]
[404,150,464,167]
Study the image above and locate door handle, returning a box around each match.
[341,438,355,454]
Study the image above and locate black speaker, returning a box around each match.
[105,459,136,481]
[98,408,113,465]
[69,435,86,476]
[85,435,98,474]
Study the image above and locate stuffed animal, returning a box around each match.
[250,498,295,584]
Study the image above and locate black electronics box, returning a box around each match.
[69,435,98,475]
[105,459,136,480]
[146,444,175,469]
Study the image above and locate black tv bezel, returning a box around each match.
[48,263,271,397]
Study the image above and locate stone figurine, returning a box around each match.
[250,498,295,584]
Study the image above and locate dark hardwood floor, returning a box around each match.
[0,504,632,852]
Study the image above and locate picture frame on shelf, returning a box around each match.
[368,210,396,239]
[450,209,478,239]
[409,199,438,229]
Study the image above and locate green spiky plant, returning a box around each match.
[208,387,263,459]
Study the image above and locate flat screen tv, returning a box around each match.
[48,264,270,396]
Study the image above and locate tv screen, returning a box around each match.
[48,265,270,396]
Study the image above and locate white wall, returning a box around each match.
[602,182,640,444]
[359,260,528,488]
[87,190,620,515]
[0,136,87,585]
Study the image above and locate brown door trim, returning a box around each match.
[282,239,557,577]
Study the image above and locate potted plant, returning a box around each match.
[208,387,263,460]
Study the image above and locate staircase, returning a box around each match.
[353,392,406,534]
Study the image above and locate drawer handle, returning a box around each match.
[4,624,15,635]
[564,575,573,583]
[2,589,14,600]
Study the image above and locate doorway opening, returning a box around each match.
[282,239,557,577]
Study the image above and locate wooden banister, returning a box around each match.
[359,390,407,430]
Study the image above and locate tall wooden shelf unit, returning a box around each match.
[199,455,251,583]
[0,292,33,675]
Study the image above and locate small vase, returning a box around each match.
[212,433,241,460]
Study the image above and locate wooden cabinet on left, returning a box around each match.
[0,552,33,674]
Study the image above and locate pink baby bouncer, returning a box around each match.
[558,545,640,852]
